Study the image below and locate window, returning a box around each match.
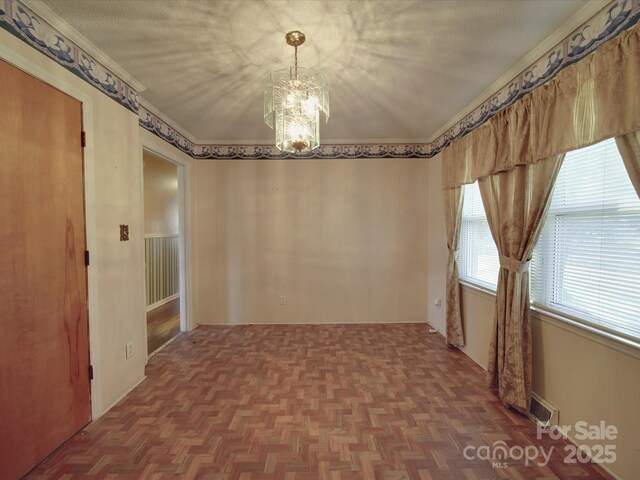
[531,138,640,341]
[459,181,500,289]
[458,138,640,343]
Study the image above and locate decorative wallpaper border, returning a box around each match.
[0,0,139,113]
[139,106,433,159]
[191,143,432,160]
[2,0,638,159]
[139,105,195,156]
[429,0,640,155]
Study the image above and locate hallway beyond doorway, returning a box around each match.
[147,297,180,354]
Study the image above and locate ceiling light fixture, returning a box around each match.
[264,31,329,153]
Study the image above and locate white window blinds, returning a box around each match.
[531,138,640,341]
[459,181,500,290]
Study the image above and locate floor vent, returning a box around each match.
[529,393,558,428]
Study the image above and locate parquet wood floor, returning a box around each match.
[27,324,613,479]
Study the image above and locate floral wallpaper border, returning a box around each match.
[2,0,638,159]
[429,0,640,156]
[0,0,139,113]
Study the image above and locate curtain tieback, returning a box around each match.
[499,255,530,273]
[447,245,459,259]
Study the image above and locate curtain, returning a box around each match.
[439,14,639,416]
[478,155,564,413]
[442,23,639,190]
[616,131,640,198]
[443,186,465,346]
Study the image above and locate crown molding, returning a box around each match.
[1,0,139,112]
[139,103,195,157]
[22,0,146,92]
[195,137,433,146]
[427,0,609,143]
[139,99,197,144]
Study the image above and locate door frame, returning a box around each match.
[0,44,102,419]
[140,135,194,363]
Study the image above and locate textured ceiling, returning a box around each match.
[42,0,589,144]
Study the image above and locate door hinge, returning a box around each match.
[84,250,90,266]
[88,365,94,380]
[81,131,86,148]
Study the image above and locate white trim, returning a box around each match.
[144,233,179,239]
[21,0,146,92]
[554,425,624,480]
[146,293,179,312]
[99,376,146,415]
[199,321,430,326]
[176,163,191,333]
[0,42,103,420]
[460,279,497,301]
[139,99,197,143]
[458,281,640,360]
[426,322,445,336]
[531,306,640,361]
[147,332,181,359]
[427,0,609,143]
[195,137,433,146]
[140,137,194,341]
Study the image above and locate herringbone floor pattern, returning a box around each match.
[27,324,612,479]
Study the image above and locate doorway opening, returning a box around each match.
[143,150,182,355]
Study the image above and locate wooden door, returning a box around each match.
[0,59,91,479]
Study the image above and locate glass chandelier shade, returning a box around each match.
[264,32,329,153]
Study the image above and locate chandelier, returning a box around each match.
[264,31,329,153]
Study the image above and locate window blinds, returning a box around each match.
[459,181,500,289]
[531,138,640,341]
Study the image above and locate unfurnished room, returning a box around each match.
[0,0,639,479]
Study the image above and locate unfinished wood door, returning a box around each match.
[0,59,90,479]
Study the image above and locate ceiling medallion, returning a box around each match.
[264,30,329,154]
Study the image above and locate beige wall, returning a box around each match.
[0,29,147,418]
[194,159,429,325]
[426,153,640,479]
[143,151,179,235]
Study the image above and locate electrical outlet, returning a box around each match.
[434,298,442,307]
[280,295,286,305]
[126,342,133,359]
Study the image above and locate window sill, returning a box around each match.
[459,279,496,300]
[458,281,640,361]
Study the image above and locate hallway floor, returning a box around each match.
[147,297,180,355]
[28,324,612,479]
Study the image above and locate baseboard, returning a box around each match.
[554,425,622,480]
[146,293,179,312]
[197,320,430,326]
[96,375,146,419]
[147,332,181,358]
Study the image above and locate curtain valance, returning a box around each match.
[442,23,639,190]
